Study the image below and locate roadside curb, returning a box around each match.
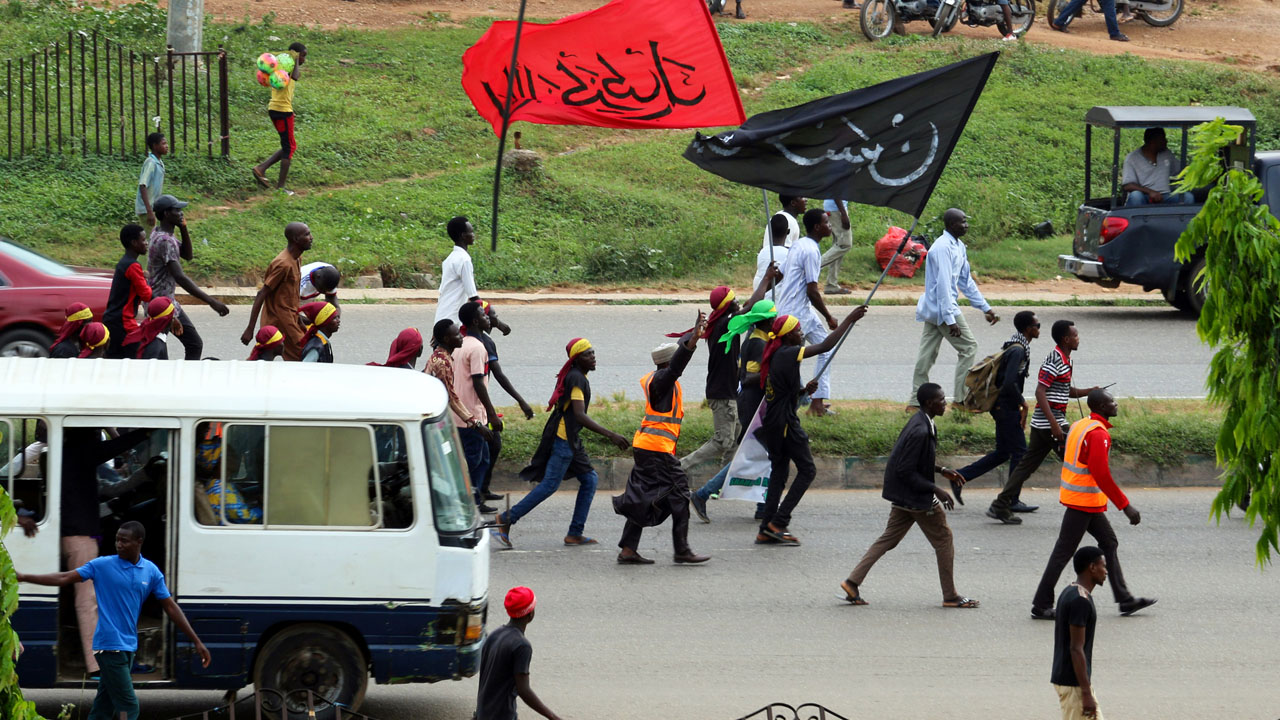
[486,452,1221,492]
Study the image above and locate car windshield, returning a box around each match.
[0,240,74,277]
[420,417,478,533]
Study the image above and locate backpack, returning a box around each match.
[962,344,1015,413]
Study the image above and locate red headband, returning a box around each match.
[52,302,93,350]
[368,328,424,367]
[547,338,592,411]
[124,297,175,357]
[759,314,800,388]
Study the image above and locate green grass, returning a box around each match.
[2,1,1279,289]
[493,398,1220,467]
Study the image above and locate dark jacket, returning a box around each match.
[881,412,940,511]
[994,341,1029,409]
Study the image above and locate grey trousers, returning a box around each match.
[679,398,740,470]
[909,312,978,405]
[820,218,854,290]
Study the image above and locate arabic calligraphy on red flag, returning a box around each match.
[461,0,746,134]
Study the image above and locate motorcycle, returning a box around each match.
[1045,0,1183,28]
[861,0,954,40]
[931,0,1036,38]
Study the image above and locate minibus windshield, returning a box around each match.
[421,418,478,533]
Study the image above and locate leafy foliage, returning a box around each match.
[1,483,43,720]
[1174,118,1280,564]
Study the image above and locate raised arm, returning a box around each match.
[743,262,781,310]
[15,569,82,586]
[803,306,867,357]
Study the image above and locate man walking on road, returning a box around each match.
[819,198,852,294]
[147,195,230,360]
[456,301,503,513]
[241,222,312,361]
[839,383,979,609]
[777,208,842,417]
[988,320,1099,524]
[1051,546,1107,720]
[17,521,211,719]
[473,301,534,509]
[475,586,564,720]
[614,314,712,565]
[909,208,1000,410]
[1030,389,1156,620]
[951,310,1040,511]
[103,224,153,359]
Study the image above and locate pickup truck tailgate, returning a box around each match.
[1073,205,1108,260]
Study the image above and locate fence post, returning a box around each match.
[56,42,62,151]
[204,51,211,158]
[43,48,49,153]
[193,53,200,156]
[117,43,124,158]
[67,30,73,152]
[29,53,36,152]
[6,59,11,160]
[167,45,175,156]
[80,32,86,155]
[218,46,229,157]
[180,53,187,152]
[93,30,99,154]
[130,50,136,155]
[18,56,23,156]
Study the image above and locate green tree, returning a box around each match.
[1,483,45,719]
[1175,118,1280,564]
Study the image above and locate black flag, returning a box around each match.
[683,52,998,217]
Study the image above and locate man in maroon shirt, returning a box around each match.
[1029,389,1157,620]
[103,224,154,359]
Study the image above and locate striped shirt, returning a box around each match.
[1029,346,1072,430]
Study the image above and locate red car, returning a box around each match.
[0,238,112,357]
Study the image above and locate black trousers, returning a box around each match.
[175,309,203,360]
[475,428,502,497]
[617,470,692,555]
[992,426,1063,512]
[103,321,134,359]
[758,426,816,531]
[1032,507,1135,611]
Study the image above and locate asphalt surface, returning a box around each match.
[177,304,1212,402]
[27,489,1279,719]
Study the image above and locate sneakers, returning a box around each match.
[1009,500,1040,513]
[1110,32,1130,41]
[691,494,710,523]
[1119,597,1157,616]
[985,507,1023,525]
[1002,33,1018,41]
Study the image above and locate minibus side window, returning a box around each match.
[420,418,477,533]
[1,417,48,523]
[373,424,413,530]
[194,422,265,527]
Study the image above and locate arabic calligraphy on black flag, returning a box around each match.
[683,53,999,218]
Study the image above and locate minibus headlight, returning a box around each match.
[463,612,483,643]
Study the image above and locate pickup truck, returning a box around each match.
[1058,106,1280,315]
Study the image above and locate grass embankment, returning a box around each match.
[494,398,1220,466]
[2,1,1279,288]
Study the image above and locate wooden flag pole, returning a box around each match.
[489,0,530,252]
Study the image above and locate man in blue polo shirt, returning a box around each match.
[17,521,210,720]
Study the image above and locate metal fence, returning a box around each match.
[2,29,229,160]
[163,688,379,720]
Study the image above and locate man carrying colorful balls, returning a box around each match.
[252,42,307,196]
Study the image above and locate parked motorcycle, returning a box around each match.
[861,0,953,39]
[931,0,1036,38]
[1045,0,1183,27]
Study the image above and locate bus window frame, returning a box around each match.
[1,415,50,528]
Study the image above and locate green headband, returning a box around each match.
[718,299,778,353]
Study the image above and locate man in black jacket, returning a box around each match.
[839,384,979,608]
[951,310,1040,511]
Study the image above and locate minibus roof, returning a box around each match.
[0,358,449,422]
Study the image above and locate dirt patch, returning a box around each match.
[183,0,1280,72]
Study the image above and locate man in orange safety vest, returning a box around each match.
[1029,389,1157,620]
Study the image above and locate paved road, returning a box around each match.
[28,489,1278,719]
[178,304,1212,402]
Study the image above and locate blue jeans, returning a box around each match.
[695,462,731,501]
[458,427,491,502]
[89,650,138,720]
[956,403,1027,489]
[507,438,598,537]
[1055,0,1120,37]
[1125,190,1194,206]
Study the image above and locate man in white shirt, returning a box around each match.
[909,208,1000,410]
[753,214,790,291]
[762,194,805,252]
[776,208,841,417]
[299,261,339,303]
[1122,128,1193,206]
[434,216,481,326]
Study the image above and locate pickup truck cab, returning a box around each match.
[1058,106,1280,315]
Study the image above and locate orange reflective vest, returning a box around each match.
[632,370,683,454]
[1059,418,1107,509]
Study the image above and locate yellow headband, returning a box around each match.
[569,338,592,358]
[715,289,736,311]
[88,328,110,349]
[769,316,799,340]
[67,307,93,323]
[314,303,337,327]
[260,329,284,346]
[154,303,175,321]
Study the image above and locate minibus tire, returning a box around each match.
[253,623,369,719]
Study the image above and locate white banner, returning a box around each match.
[722,399,771,503]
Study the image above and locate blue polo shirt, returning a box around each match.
[76,555,171,652]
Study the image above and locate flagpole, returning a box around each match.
[762,189,775,301]
[807,214,921,386]
[489,0,530,252]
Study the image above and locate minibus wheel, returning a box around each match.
[253,623,368,719]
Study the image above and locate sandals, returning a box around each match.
[943,596,981,609]
[762,524,801,546]
[490,513,513,549]
[252,167,270,189]
[564,535,598,546]
[838,580,868,606]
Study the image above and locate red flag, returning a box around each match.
[461,0,746,134]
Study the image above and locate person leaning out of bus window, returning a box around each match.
[17,521,211,719]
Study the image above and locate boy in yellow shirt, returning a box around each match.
[253,42,307,194]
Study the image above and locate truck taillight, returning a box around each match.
[1099,217,1129,245]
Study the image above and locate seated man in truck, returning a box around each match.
[1122,128,1194,206]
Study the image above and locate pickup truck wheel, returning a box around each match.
[1182,255,1207,317]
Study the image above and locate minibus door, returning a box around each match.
[5,415,58,686]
